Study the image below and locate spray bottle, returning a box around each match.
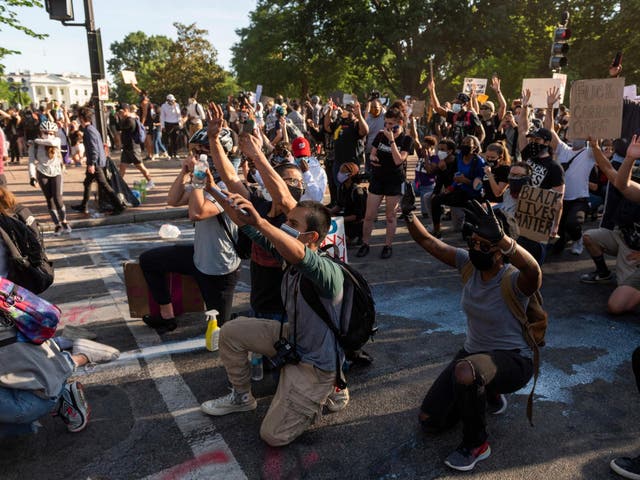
[205,309,220,352]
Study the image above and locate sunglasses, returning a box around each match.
[282,177,305,189]
[466,238,495,253]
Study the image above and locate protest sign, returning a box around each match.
[515,186,562,243]
[568,77,624,140]
[411,100,426,117]
[463,78,488,95]
[121,70,137,85]
[522,78,564,108]
[97,79,109,101]
[552,72,568,102]
[255,84,263,103]
[624,85,637,100]
[342,93,355,105]
[321,217,348,263]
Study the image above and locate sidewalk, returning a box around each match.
[5,152,188,231]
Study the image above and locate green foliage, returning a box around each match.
[108,24,234,106]
[232,0,639,105]
[0,0,48,71]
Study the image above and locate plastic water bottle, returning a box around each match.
[193,154,208,188]
[250,352,264,381]
[158,223,181,239]
[140,179,147,202]
[204,309,220,352]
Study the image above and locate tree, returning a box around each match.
[107,31,173,104]
[0,0,48,71]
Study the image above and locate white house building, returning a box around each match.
[3,71,92,107]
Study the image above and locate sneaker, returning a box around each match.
[62,222,72,234]
[58,381,90,433]
[201,388,257,416]
[580,270,614,284]
[325,387,349,413]
[54,225,63,236]
[380,245,392,259]
[72,338,120,364]
[146,180,155,190]
[487,393,507,415]
[142,314,177,334]
[444,442,491,472]
[71,204,89,215]
[356,243,370,258]
[571,237,584,255]
[611,455,640,479]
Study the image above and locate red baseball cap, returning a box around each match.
[291,137,311,158]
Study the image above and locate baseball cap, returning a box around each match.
[456,93,471,104]
[291,137,311,158]
[166,94,176,101]
[530,127,552,142]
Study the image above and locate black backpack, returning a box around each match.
[300,246,377,388]
[0,212,54,294]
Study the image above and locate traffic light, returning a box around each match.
[44,0,74,21]
[549,27,571,70]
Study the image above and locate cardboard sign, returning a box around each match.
[411,100,426,117]
[121,70,137,85]
[342,93,355,105]
[515,186,563,243]
[97,79,109,101]
[463,78,488,95]
[123,261,204,318]
[255,84,263,103]
[320,217,348,263]
[552,73,568,103]
[522,78,564,108]
[568,77,624,140]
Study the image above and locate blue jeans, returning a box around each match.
[0,385,62,438]
[153,128,167,155]
[414,182,435,215]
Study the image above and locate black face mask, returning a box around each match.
[288,185,304,202]
[508,176,531,196]
[469,249,496,271]
[528,142,548,158]
[460,145,472,156]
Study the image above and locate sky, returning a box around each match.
[0,0,257,78]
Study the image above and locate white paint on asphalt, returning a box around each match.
[78,227,247,480]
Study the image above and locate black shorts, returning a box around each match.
[121,146,143,165]
[369,176,403,196]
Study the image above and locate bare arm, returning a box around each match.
[496,236,542,296]
[405,215,457,267]
[614,135,640,202]
[188,181,222,222]
[491,76,507,120]
[354,99,369,137]
[545,87,561,149]
[427,78,447,117]
[517,89,531,152]
[589,137,618,183]
[167,163,192,206]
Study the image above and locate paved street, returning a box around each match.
[0,209,638,479]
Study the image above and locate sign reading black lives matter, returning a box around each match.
[569,78,624,140]
[515,186,563,243]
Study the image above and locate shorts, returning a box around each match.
[369,176,403,196]
[121,146,143,165]
[584,227,640,289]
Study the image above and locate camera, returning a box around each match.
[268,338,300,369]
[369,90,380,101]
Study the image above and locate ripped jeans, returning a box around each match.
[420,348,533,448]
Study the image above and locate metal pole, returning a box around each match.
[83,0,107,143]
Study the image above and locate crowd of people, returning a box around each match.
[0,63,639,477]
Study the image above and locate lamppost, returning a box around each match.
[6,77,29,109]
[45,0,107,142]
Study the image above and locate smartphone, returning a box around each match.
[242,119,255,134]
[208,185,249,216]
[612,51,623,68]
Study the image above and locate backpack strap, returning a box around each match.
[499,266,540,426]
[299,273,348,390]
[562,149,583,172]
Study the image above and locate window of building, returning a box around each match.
[37,87,44,95]
[84,90,88,96]
[75,90,79,95]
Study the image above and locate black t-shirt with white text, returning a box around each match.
[371,132,414,182]
[526,155,565,190]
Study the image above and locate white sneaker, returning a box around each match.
[325,387,349,412]
[201,389,257,416]
[62,223,72,234]
[146,180,155,190]
[571,237,584,255]
[72,338,120,364]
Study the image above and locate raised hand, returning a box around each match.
[463,199,505,244]
[546,86,561,107]
[206,102,224,139]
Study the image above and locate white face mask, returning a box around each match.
[337,172,350,184]
[452,103,462,114]
[437,150,449,161]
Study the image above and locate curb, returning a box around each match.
[47,207,189,231]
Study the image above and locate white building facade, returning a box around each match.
[3,71,92,107]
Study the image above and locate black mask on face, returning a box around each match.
[469,249,496,271]
[460,145,472,156]
[508,176,531,196]
[288,185,304,202]
[528,142,548,158]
